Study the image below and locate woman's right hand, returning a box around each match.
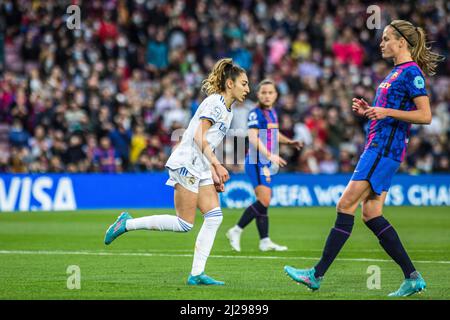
[352,98,370,117]
[269,154,287,167]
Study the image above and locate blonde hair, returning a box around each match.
[257,79,278,108]
[389,20,445,76]
[201,58,246,95]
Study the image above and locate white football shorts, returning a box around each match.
[165,167,214,194]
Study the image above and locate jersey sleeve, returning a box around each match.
[247,110,261,129]
[403,67,428,99]
[198,97,223,125]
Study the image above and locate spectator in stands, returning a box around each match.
[108,116,132,171]
[146,28,169,73]
[66,134,87,171]
[129,125,147,168]
[0,0,448,175]
[93,136,121,173]
[332,27,365,66]
[9,119,30,148]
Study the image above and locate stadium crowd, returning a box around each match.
[0,0,449,174]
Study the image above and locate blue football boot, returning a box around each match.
[187,272,225,286]
[284,266,322,291]
[388,271,426,297]
[104,212,132,245]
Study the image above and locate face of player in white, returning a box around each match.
[226,73,250,103]
[380,26,409,60]
[257,84,278,109]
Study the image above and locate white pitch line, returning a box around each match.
[0,250,449,265]
[92,248,450,253]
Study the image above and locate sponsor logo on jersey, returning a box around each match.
[248,112,257,120]
[379,82,391,89]
[247,111,259,126]
[217,122,228,134]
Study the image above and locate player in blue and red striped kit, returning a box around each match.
[226,79,303,252]
[284,20,444,297]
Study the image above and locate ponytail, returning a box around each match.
[411,26,444,76]
[201,58,246,95]
[390,20,445,76]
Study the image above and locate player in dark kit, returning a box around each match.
[284,20,444,297]
[226,79,302,252]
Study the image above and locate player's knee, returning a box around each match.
[259,198,270,208]
[177,217,193,232]
[336,197,356,213]
[257,195,271,207]
[361,210,381,223]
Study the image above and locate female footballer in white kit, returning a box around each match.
[104,58,250,285]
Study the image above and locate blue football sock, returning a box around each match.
[365,216,416,279]
[314,212,354,278]
[253,201,269,239]
[237,203,256,229]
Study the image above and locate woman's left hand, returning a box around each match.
[288,140,304,151]
[214,183,225,193]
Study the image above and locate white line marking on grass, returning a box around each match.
[0,250,449,265]
[2,248,441,253]
[116,248,450,254]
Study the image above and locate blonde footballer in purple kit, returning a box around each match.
[284,20,444,297]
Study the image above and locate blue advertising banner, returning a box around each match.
[220,174,450,208]
[0,173,449,212]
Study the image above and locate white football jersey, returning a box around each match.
[166,94,233,179]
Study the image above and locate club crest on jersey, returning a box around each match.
[213,106,222,119]
[413,76,425,89]
[390,71,399,79]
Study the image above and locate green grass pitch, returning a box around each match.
[0,206,449,300]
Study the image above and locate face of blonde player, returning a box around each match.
[380,26,405,60]
[257,83,278,109]
[228,73,250,103]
